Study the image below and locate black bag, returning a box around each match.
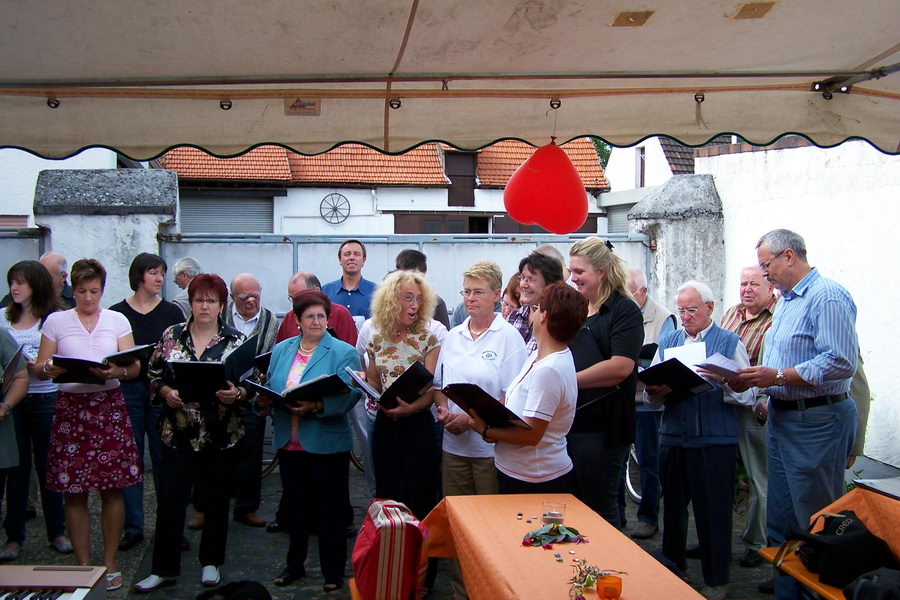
[775,511,898,588]
[843,568,900,600]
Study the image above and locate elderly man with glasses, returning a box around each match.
[644,280,756,600]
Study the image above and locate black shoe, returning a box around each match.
[740,547,764,568]
[685,543,701,559]
[323,579,343,593]
[274,567,305,586]
[266,519,285,533]
[119,531,145,551]
[24,507,37,521]
[758,577,775,594]
[181,536,190,552]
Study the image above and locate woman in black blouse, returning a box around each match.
[133,274,250,593]
[567,237,644,528]
[109,253,184,551]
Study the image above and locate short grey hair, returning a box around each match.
[534,244,566,268]
[173,257,203,278]
[627,268,647,291]
[289,272,322,290]
[756,229,807,261]
[677,280,715,304]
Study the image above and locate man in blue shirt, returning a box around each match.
[737,229,858,600]
[321,239,376,321]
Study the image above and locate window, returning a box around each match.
[606,203,636,234]
[179,195,274,233]
[445,153,476,207]
[635,146,646,188]
[394,213,490,233]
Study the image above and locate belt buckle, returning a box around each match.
[796,398,807,411]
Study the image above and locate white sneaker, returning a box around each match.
[133,574,175,593]
[201,565,221,587]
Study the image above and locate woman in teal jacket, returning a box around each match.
[265,290,361,592]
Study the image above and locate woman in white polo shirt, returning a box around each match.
[469,282,587,493]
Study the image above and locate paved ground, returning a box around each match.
[6,456,895,599]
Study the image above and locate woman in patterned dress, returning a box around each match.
[133,273,250,593]
[35,259,142,591]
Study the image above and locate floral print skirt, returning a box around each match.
[47,388,142,493]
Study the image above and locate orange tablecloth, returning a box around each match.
[422,493,703,600]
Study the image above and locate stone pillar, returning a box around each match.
[33,169,177,304]
[628,174,726,318]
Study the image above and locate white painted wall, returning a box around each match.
[0,149,118,224]
[37,213,170,308]
[604,138,673,192]
[697,141,900,467]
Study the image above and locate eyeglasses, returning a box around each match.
[518,274,540,286]
[234,293,260,302]
[193,297,219,305]
[460,289,488,298]
[399,294,424,305]
[301,313,327,322]
[530,304,541,313]
[676,306,700,315]
[759,249,786,272]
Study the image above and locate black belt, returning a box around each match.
[770,393,848,411]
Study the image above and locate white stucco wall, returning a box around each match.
[697,141,900,467]
[0,149,118,224]
[36,213,170,307]
[604,138,673,192]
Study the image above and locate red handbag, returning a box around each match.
[352,499,428,600]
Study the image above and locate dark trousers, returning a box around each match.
[497,469,575,494]
[231,411,265,518]
[3,392,65,543]
[372,411,440,521]
[567,431,630,527]
[120,381,162,535]
[279,449,349,580]
[152,444,235,576]
[659,444,736,588]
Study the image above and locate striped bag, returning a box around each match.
[352,499,428,600]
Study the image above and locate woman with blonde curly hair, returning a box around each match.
[566,237,644,528]
[362,270,441,522]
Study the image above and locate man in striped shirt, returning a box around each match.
[737,229,858,600]
[720,266,776,569]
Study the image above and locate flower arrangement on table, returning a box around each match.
[522,523,588,549]
[568,559,627,599]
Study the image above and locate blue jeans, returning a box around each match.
[3,392,65,543]
[121,381,162,536]
[567,431,630,528]
[767,398,857,600]
[633,410,662,525]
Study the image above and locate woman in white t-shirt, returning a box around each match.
[469,282,587,493]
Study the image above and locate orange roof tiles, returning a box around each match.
[289,144,448,186]
[161,139,607,189]
[161,146,292,181]
[475,138,609,190]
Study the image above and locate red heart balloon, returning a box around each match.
[503,141,588,234]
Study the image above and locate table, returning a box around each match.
[422,493,704,600]
[759,547,842,600]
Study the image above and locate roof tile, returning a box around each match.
[474,138,609,190]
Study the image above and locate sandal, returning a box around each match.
[105,571,124,592]
[0,543,20,562]
[274,567,305,586]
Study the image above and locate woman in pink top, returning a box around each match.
[35,259,141,592]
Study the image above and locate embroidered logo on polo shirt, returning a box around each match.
[481,350,498,360]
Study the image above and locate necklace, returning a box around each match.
[468,322,490,337]
[76,308,99,332]
[299,342,317,355]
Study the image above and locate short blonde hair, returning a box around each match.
[569,237,632,305]
[462,261,502,291]
[371,270,436,335]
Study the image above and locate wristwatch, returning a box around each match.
[774,368,786,386]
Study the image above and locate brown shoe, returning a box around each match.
[187,511,205,530]
[234,512,267,527]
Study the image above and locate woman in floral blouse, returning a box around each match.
[133,274,250,593]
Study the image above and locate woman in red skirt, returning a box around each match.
[36,258,141,592]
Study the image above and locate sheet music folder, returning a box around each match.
[441,383,530,429]
[636,358,714,405]
[52,344,155,385]
[169,334,258,406]
[344,360,433,409]
[244,374,349,413]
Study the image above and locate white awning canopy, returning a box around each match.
[1,0,898,159]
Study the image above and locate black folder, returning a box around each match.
[244,374,349,413]
[636,358,714,405]
[52,344,155,385]
[441,382,531,429]
[168,335,258,406]
[344,360,434,409]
